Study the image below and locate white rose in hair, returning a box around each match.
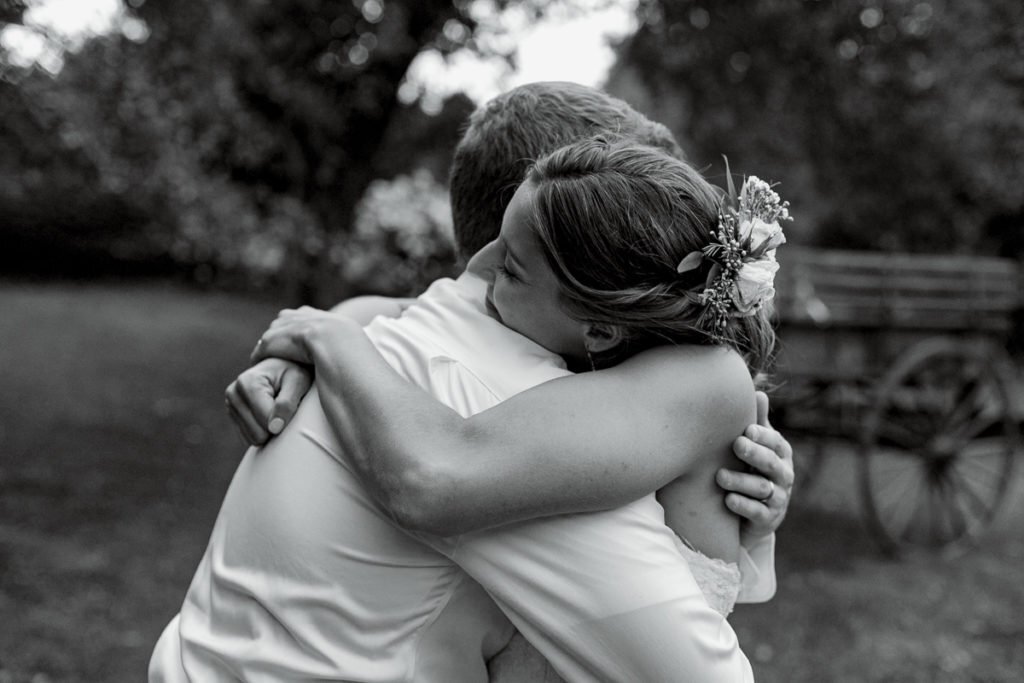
[733,257,779,314]
[742,217,786,253]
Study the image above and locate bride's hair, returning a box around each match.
[526,137,776,377]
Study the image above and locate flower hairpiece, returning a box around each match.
[676,163,791,340]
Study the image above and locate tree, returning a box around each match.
[0,0,553,299]
[608,0,1024,254]
[0,0,25,25]
[116,0,475,300]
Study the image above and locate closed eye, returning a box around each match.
[496,263,518,282]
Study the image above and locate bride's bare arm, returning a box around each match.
[254,310,755,536]
[226,296,414,445]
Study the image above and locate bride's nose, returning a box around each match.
[465,239,502,281]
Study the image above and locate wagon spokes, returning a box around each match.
[859,339,1018,554]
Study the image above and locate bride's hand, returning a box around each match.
[251,306,362,365]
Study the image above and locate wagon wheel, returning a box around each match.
[859,338,1018,553]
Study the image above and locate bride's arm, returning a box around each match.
[255,310,755,536]
[225,295,415,445]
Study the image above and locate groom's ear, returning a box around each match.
[582,323,625,355]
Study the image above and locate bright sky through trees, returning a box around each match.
[1,0,639,103]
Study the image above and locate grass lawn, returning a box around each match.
[1,280,1022,682]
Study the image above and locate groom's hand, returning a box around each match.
[226,358,312,445]
[717,391,794,543]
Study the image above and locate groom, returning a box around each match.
[202,82,794,680]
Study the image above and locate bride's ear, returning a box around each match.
[582,323,625,355]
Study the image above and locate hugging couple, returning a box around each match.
[150,81,796,682]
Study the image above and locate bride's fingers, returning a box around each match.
[268,316,295,329]
[273,307,322,324]
[252,324,295,362]
[250,336,270,363]
[253,328,311,364]
[267,311,305,330]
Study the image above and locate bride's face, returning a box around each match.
[478,181,587,361]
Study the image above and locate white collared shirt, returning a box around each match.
[151,272,772,682]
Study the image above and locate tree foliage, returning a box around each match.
[609,0,1024,255]
[0,0,494,298]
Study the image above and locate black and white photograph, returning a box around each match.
[1,0,1022,681]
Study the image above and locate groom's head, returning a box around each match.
[449,81,684,260]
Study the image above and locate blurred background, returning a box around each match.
[1,0,1022,681]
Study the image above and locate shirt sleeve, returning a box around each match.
[736,532,777,603]
[422,356,754,682]
[446,513,754,682]
[426,355,503,418]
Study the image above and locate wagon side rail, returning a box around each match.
[773,247,1020,335]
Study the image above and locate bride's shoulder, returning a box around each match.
[622,343,751,382]
[615,344,754,418]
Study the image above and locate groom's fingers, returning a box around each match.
[719,468,789,521]
[226,393,266,445]
[239,371,278,427]
[724,493,773,525]
[226,390,268,445]
[732,434,790,489]
[268,366,311,435]
[716,469,775,502]
[226,377,272,445]
[737,427,794,487]
[755,391,770,427]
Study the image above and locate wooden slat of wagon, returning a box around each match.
[804,272,1016,296]
[776,305,1015,331]
[806,296,1018,311]
[774,247,1021,332]
[786,248,1017,273]
[805,309,1011,331]
[799,301,1012,319]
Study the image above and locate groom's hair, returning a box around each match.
[449,81,684,261]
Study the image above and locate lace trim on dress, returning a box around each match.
[672,536,742,617]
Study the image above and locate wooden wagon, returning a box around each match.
[772,247,1022,553]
